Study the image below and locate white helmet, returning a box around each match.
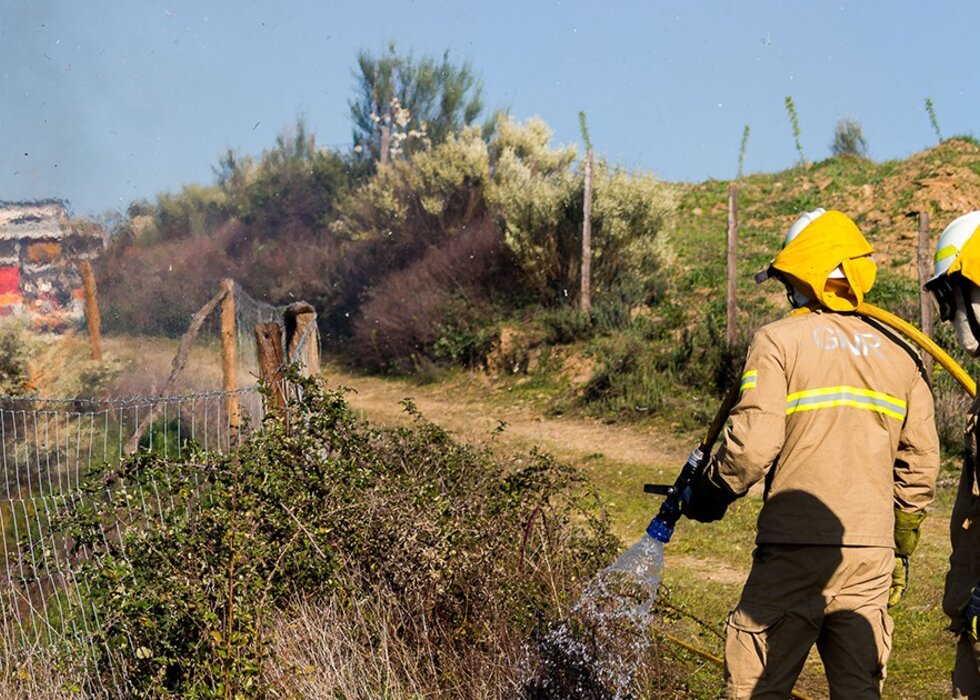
[757,208,844,284]
[929,210,980,286]
[756,208,846,309]
[784,208,844,279]
[784,208,827,247]
[927,211,980,357]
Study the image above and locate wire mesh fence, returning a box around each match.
[0,278,321,695]
[0,389,267,696]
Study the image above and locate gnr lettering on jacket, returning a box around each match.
[812,326,884,358]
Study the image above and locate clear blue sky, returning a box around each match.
[2,0,978,217]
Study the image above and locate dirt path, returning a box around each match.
[327,366,689,469]
[324,363,698,539]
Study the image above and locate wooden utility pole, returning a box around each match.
[726,184,739,345]
[255,322,286,414]
[220,279,240,442]
[78,260,102,361]
[917,211,934,380]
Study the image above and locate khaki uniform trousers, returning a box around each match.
[952,633,980,699]
[725,544,894,700]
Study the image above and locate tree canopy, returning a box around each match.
[349,43,484,163]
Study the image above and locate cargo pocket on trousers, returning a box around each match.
[725,602,786,693]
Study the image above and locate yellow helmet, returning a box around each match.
[756,209,876,312]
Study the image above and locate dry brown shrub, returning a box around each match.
[934,382,972,455]
[0,649,78,700]
[353,218,517,372]
[264,594,524,699]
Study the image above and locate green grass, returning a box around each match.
[585,452,959,698]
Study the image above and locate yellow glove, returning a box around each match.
[963,586,980,641]
[888,556,908,608]
[889,510,926,608]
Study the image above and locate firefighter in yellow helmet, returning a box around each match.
[926,211,980,699]
[682,209,940,699]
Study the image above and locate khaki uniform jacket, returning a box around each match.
[944,396,980,625]
[710,310,939,547]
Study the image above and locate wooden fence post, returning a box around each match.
[726,184,739,345]
[917,211,934,381]
[220,279,240,444]
[255,322,286,414]
[284,302,320,378]
[78,261,102,361]
[580,147,593,314]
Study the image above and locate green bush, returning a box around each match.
[52,373,617,697]
[575,298,749,424]
[580,333,671,417]
[538,307,597,345]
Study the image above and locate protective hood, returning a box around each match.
[945,222,980,287]
[770,210,876,312]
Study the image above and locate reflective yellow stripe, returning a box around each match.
[786,385,906,421]
[740,370,757,391]
[935,244,960,264]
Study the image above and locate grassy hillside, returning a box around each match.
[482,138,980,455]
[670,137,980,323]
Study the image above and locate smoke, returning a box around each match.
[0,1,93,214]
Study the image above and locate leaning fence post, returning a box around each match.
[917,211,934,381]
[726,184,739,345]
[78,260,102,361]
[255,322,286,414]
[124,283,229,455]
[284,302,320,378]
[220,279,240,444]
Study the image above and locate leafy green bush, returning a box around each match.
[580,332,671,417]
[488,117,674,303]
[542,308,628,347]
[431,308,500,366]
[52,373,617,696]
[538,307,597,345]
[573,297,748,424]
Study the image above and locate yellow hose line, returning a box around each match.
[856,303,977,398]
[793,303,976,398]
[658,630,814,700]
